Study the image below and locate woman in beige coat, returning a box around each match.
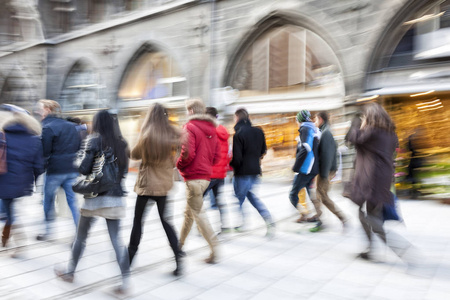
[128,103,183,275]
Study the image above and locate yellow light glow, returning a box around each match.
[417,102,442,110]
[418,105,444,112]
[403,12,445,25]
[416,99,441,107]
[356,95,379,102]
[410,90,435,97]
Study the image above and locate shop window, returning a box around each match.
[231,25,341,97]
[119,51,187,101]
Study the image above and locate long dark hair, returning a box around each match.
[92,110,128,171]
[139,103,181,165]
[362,102,396,133]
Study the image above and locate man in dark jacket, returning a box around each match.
[309,111,347,232]
[230,108,274,236]
[177,98,220,264]
[0,105,44,248]
[36,100,81,240]
[289,109,320,223]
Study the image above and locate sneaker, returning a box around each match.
[306,216,319,223]
[178,250,186,257]
[309,221,323,232]
[265,223,276,239]
[296,215,308,223]
[36,234,49,241]
[54,267,74,283]
[234,226,245,233]
[356,251,372,261]
[220,227,232,234]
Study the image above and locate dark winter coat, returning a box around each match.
[346,127,397,206]
[211,124,230,179]
[292,122,320,176]
[318,122,337,179]
[176,115,220,181]
[0,112,44,199]
[75,134,128,197]
[42,115,81,174]
[230,119,267,176]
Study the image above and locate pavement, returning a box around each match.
[1,173,450,300]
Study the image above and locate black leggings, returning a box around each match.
[128,195,179,264]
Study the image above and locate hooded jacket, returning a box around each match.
[230,119,267,176]
[176,114,220,181]
[42,115,81,174]
[292,121,320,175]
[318,122,337,179]
[211,124,230,179]
[0,111,44,199]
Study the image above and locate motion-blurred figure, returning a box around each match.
[347,103,414,264]
[406,127,425,197]
[128,103,183,276]
[0,105,44,251]
[177,99,220,264]
[230,108,275,236]
[309,111,347,232]
[55,110,130,294]
[203,107,230,233]
[36,100,81,240]
[289,110,320,223]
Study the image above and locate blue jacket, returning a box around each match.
[42,115,80,174]
[0,113,45,199]
[292,122,320,175]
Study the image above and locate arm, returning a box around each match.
[33,139,45,180]
[212,136,221,165]
[130,141,142,160]
[260,130,267,158]
[176,127,196,170]
[41,126,54,167]
[230,134,242,170]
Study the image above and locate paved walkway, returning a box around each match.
[1,174,450,300]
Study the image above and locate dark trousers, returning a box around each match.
[203,178,227,227]
[128,195,179,264]
[289,173,316,209]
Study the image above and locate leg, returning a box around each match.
[62,173,80,227]
[203,179,218,209]
[43,174,63,236]
[68,215,94,274]
[289,174,310,209]
[359,204,373,252]
[128,195,150,264]
[179,183,195,249]
[106,219,130,285]
[213,179,227,228]
[154,196,179,257]
[1,199,13,247]
[233,176,251,225]
[317,176,346,222]
[245,176,273,224]
[185,180,218,261]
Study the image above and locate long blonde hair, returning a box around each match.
[138,103,181,165]
[362,102,396,132]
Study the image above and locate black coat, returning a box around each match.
[75,134,128,197]
[0,113,44,199]
[318,123,337,179]
[42,115,81,174]
[230,119,266,176]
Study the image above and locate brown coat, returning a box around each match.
[131,140,175,196]
[347,127,397,206]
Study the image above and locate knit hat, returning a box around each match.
[296,110,311,123]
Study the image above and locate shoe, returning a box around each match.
[234,226,245,233]
[36,234,49,241]
[113,285,129,296]
[309,221,323,232]
[265,223,276,238]
[296,215,307,223]
[173,258,183,276]
[204,256,217,264]
[178,250,186,257]
[220,227,232,234]
[54,267,74,283]
[306,216,319,223]
[357,252,372,261]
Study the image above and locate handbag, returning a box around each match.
[72,146,119,198]
[0,131,7,175]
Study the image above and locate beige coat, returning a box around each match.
[131,140,175,196]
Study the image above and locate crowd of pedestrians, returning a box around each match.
[0,99,417,294]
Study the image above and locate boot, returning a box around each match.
[2,224,11,247]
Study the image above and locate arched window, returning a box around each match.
[118,49,187,102]
[59,62,105,111]
[230,25,343,100]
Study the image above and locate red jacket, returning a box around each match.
[211,124,230,179]
[176,115,220,181]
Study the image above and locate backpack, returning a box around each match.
[0,131,6,175]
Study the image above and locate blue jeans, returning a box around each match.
[0,199,14,225]
[289,173,316,208]
[233,175,273,225]
[203,178,227,227]
[43,172,79,234]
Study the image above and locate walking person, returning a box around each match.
[0,105,44,252]
[54,110,130,293]
[347,103,415,264]
[203,107,230,233]
[36,99,81,240]
[128,103,183,275]
[309,111,347,232]
[230,108,275,236]
[177,99,220,264]
[289,110,320,223]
